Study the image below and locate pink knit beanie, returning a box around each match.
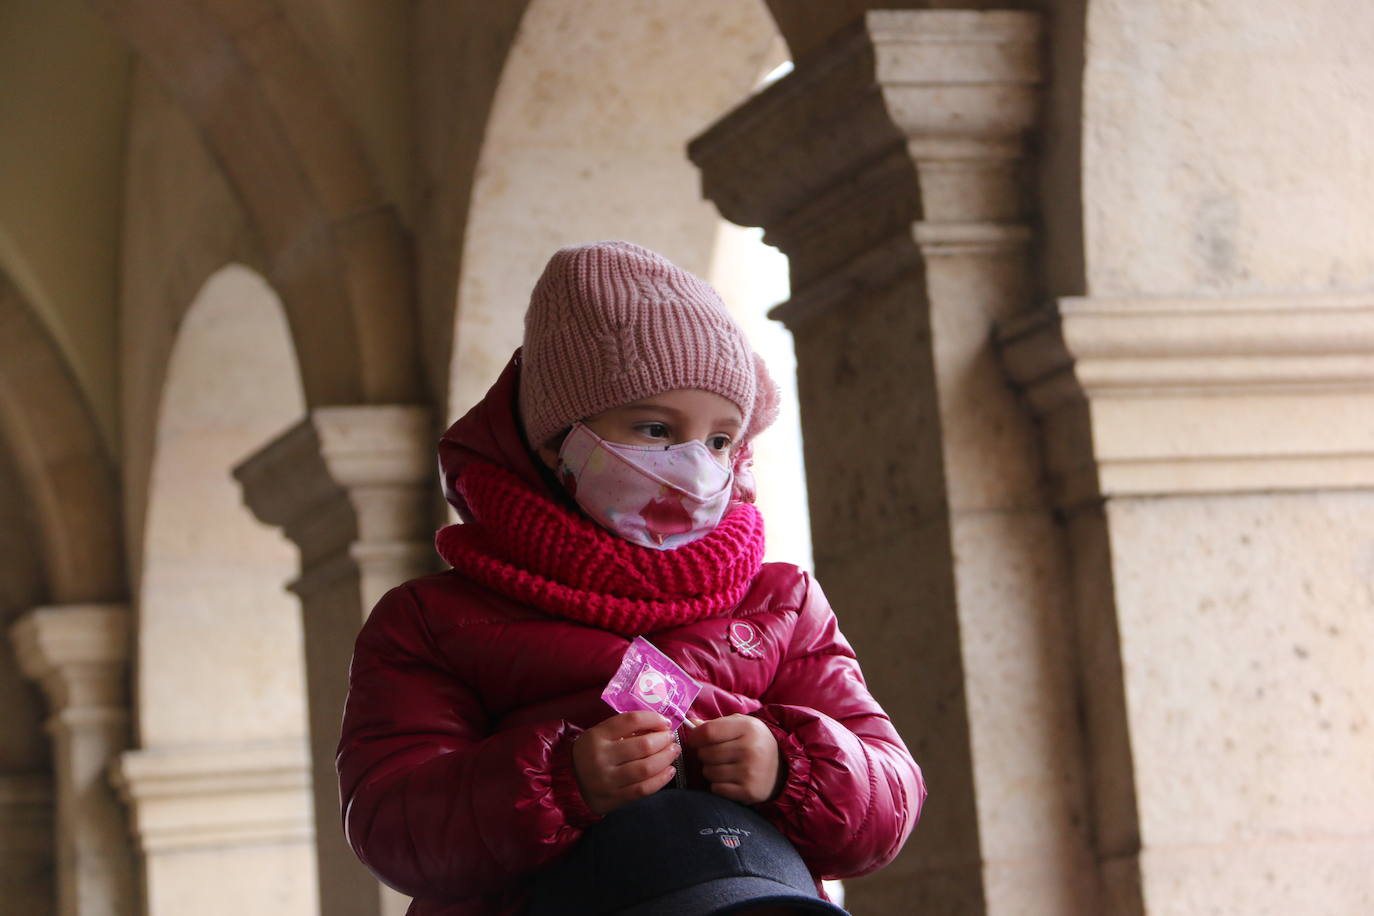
[519,241,779,450]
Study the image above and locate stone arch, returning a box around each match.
[120,263,316,915]
[118,58,264,592]
[446,0,785,418]
[87,0,420,408]
[0,272,124,605]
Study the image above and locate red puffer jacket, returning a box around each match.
[337,355,925,915]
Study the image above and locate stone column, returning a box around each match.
[998,295,1374,913]
[691,11,1097,915]
[234,406,434,916]
[10,604,136,916]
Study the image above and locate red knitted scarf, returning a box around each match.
[435,461,766,636]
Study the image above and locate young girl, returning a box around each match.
[337,241,925,915]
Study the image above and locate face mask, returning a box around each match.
[557,423,733,550]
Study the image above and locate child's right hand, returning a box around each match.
[572,710,680,815]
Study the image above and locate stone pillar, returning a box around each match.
[234,406,434,916]
[692,11,1097,915]
[10,604,136,916]
[998,295,1374,913]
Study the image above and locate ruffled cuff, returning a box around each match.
[550,729,602,829]
[753,713,812,820]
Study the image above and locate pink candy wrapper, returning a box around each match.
[601,637,701,731]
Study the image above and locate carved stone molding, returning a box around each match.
[999,295,1374,505]
[113,740,312,853]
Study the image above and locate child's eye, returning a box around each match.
[708,435,732,452]
[637,423,670,439]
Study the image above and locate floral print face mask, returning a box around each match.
[557,422,733,550]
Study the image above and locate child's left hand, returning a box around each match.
[680,713,781,805]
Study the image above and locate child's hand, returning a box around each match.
[681,714,781,805]
[572,711,680,815]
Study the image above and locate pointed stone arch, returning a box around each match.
[0,272,124,605]
[87,0,421,408]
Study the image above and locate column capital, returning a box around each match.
[10,604,136,914]
[691,9,1041,217]
[10,604,130,716]
[691,9,1040,297]
[233,405,433,529]
[233,405,435,589]
[998,294,1374,505]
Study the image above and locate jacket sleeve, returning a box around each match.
[336,584,599,901]
[752,572,927,880]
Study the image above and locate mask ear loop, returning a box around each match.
[529,425,583,515]
[730,439,758,504]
